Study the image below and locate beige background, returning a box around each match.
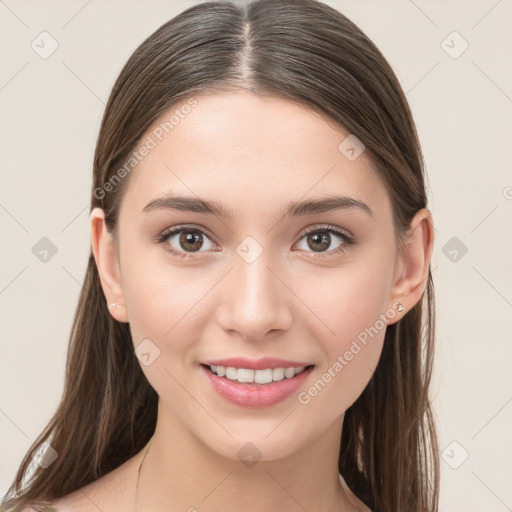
[1,0,511,510]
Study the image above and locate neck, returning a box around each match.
[134,402,352,512]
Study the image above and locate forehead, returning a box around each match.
[120,90,390,222]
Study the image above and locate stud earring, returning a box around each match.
[109,302,124,309]
[393,302,404,312]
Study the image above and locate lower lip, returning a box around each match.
[200,364,314,409]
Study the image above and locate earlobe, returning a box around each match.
[90,207,128,323]
[386,208,434,324]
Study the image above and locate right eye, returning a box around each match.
[155,225,218,258]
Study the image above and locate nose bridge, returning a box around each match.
[216,241,291,339]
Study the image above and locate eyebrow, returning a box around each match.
[142,194,373,219]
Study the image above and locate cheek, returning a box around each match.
[298,289,387,416]
[294,252,392,340]
[120,250,212,414]
[294,257,391,412]
[126,274,202,335]
[120,243,212,360]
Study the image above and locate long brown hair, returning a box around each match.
[2,1,439,510]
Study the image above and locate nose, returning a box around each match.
[215,248,293,342]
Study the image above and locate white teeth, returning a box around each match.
[237,368,254,383]
[272,367,285,381]
[208,365,309,384]
[254,369,273,384]
[284,367,295,378]
[225,367,238,380]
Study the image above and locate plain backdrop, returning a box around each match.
[1,1,511,510]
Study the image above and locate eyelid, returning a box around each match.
[299,223,354,242]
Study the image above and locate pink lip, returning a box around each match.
[202,357,311,370]
[200,364,314,409]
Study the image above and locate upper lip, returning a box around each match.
[202,357,313,370]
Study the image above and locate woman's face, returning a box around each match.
[94,90,418,462]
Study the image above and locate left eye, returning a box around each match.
[295,227,352,256]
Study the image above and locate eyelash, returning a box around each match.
[154,224,355,259]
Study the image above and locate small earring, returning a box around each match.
[393,302,404,312]
[109,302,124,309]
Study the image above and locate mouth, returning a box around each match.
[199,362,315,409]
[201,363,314,385]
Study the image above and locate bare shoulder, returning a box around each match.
[15,508,59,512]
[46,454,140,512]
[5,505,59,512]
[17,508,58,512]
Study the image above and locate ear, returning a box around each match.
[90,207,128,323]
[386,208,434,325]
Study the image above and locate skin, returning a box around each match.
[54,90,434,512]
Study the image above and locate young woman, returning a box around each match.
[2,0,439,511]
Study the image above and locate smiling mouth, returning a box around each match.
[201,363,315,385]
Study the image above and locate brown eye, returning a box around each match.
[305,231,331,252]
[157,226,216,256]
[178,230,204,252]
[295,226,353,257]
